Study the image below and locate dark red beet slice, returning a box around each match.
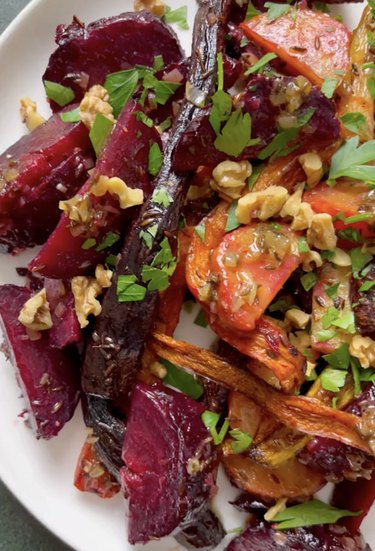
[225,518,371,550]
[0,149,92,252]
[0,285,80,438]
[0,109,92,252]
[172,75,340,171]
[332,472,375,533]
[298,384,375,481]
[44,278,81,348]
[121,383,217,544]
[43,11,184,110]
[353,265,375,337]
[29,100,160,279]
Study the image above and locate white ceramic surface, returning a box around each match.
[0,1,373,550]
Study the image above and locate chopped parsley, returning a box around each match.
[300,272,318,292]
[264,1,291,21]
[44,80,75,107]
[225,201,242,233]
[328,136,375,185]
[244,53,278,76]
[152,187,173,207]
[297,237,310,253]
[340,112,366,134]
[162,359,203,399]
[148,142,164,176]
[248,163,264,190]
[140,224,158,248]
[322,343,350,370]
[60,107,80,123]
[135,111,154,128]
[117,275,146,302]
[359,280,375,292]
[163,5,189,30]
[194,309,208,328]
[104,69,139,118]
[229,428,253,454]
[81,238,96,250]
[201,411,229,445]
[273,499,360,530]
[321,77,337,99]
[324,283,339,299]
[153,55,164,72]
[321,367,347,393]
[244,1,261,20]
[214,109,259,157]
[141,265,170,291]
[194,221,206,242]
[350,247,372,278]
[89,114,114,156]
[96,232,120,252]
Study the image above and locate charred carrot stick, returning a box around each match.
[150,332,374,455]
[82,0,233,401]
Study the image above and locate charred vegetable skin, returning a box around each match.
[43,11,184,109]
[121,383,218,545]
[0,109,92,252]
[0,285,80,438]
[225,517,370,551]
[82,0,233,401]
[299,383,375,482]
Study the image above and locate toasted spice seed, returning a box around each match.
[314,36,321,50]
[315,295,326,307]
[51,401,63,414]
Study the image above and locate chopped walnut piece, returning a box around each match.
[350,335,375,369]
[285,308,311,330]
[71,264,113,328]
[59,194,91,224]
[301,250,323,272]
[236,186,288,223]
[18,289,53,331]
[210,160,252,202]
[79,85,115,129]
[307,213,337,250]
[19,97,45,131]
[280,184,303,218]
[291,202,314,231]
[90,175,144,209]
[134,0,166,16]
[298,152,323,187]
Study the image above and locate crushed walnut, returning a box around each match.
[350,335,375,369]
[19,97,45,131]
[90,175,144,209]
[18,288,53,331]
[79,85,115,129]
[210,160,252,202]
[307,213,337,250]
[236,185,288,223]
[71,264,113,328]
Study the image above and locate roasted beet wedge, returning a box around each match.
[44,279,81,349]
[121,383,218,545]
[172,75,340,171]
[0,285,80,438]
[0,110,92,252]
[43,11,184,109]
[298,383,375,481]
[225,518,371,550]
[29,100,159,279]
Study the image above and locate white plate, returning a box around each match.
[0,1,373,550]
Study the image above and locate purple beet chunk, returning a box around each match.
[353,264,375,337]
[225,518,371,550]
[29,100,160,279]
[0,285,80,438]
[0,108,92,252]
[43,11,184,110]
[121,383,217,545]
[0,149,92,252]
[44,279,81,349]
[172,75,339,171]
[298,383,375,481]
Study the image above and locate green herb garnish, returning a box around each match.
[321,77,337,99]
[340,112,366,134]
[148,142,164,176]
[229,428,253,454]
[321,368,347,392]
[300,272,318,292]
[244,53,278,76]
[328,136,375,185]
[225,201,242,233]
[273,499,360,530]
[264,2,291,21]
[162,359,204,399]
[117,275,146,302]
[104,69,139,118]
[96,232,120,252]
[201,411,229,445]
[164,5,189,30]
[44,81,75,107]
[89,113,114,156]
[60,107,80,122]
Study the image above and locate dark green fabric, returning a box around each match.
[0,2,72,549]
